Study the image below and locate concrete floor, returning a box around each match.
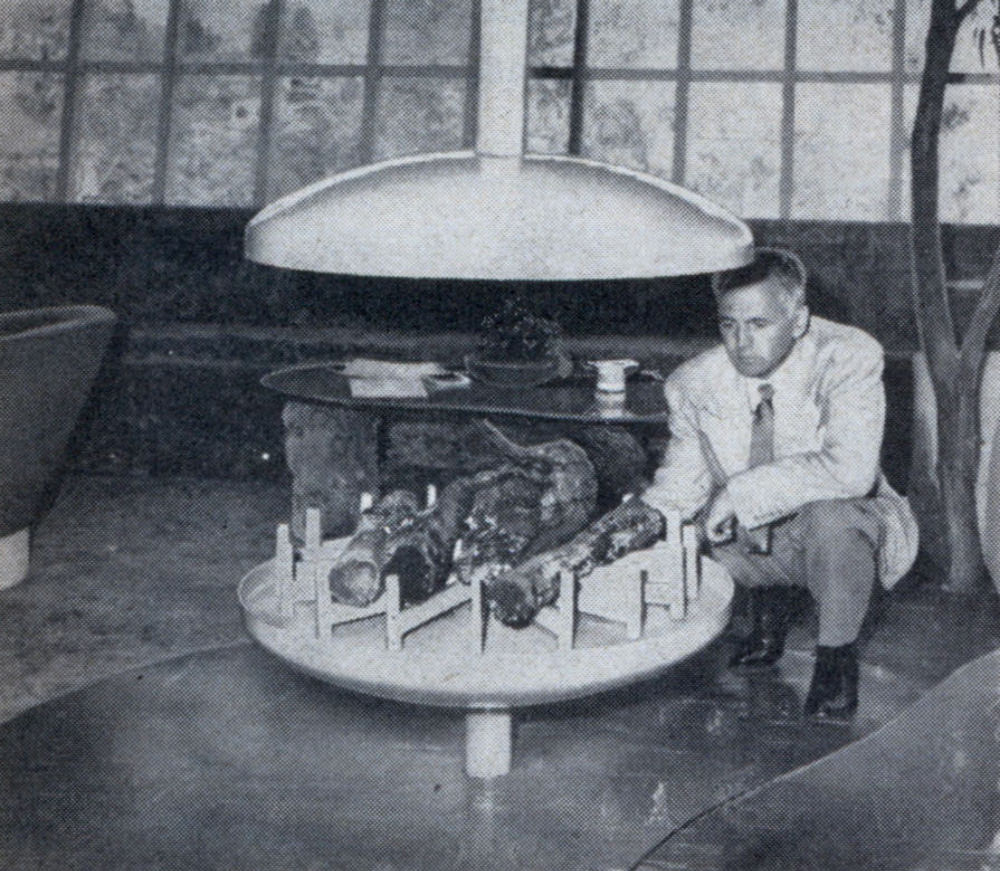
[0,475,286,723]
[1,474,999,869]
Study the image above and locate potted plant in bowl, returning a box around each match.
[466,298,569,387]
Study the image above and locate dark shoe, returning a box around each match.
[728,588,792,669]
[804,643,859,722]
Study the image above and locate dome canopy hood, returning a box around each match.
[245,152,753,280]
[244,0,753,281]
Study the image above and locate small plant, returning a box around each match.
[477,297,563,362]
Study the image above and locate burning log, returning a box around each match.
[485,497,666,626]
[327,490,420,606]
[328,421,598,607]
[465,420,598,556]
[460,473,547,571]
[382,465,534,604]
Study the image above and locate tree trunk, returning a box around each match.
[907,0,991,592]
[934,371,987,590]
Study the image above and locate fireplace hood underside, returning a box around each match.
[244,151,754,280]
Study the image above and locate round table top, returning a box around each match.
[261,362,671,424]
[239,557,733,709]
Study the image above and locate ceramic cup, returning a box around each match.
[587,359,639,393]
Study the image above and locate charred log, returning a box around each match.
[472,420,597,553]
[386,419,599,603]
[382,469,500,604]
[327,422,599,607]
[460,474,546,567]
[327,490,419,606]
[485,498,666,626]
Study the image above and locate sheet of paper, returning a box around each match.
[348,377,429,398]
[341,359,444,379]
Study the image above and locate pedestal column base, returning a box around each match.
[465,709,512,778]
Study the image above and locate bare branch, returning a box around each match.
[959,242,1000,370]
[957,0,985,23]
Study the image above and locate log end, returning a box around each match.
[487,577,544,627]
[328,561,382,607]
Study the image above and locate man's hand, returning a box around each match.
[703,487,737,545]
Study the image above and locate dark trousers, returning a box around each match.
[710,498,883,646]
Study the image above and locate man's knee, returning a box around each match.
[796,499,879,550]
[710,540,773,588]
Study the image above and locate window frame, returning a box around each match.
[526,0,998,220]
[0,0,482,205]
[0,0,994,217]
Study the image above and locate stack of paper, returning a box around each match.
[342,359,445,398]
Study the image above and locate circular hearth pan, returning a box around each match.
[239,557,734,709]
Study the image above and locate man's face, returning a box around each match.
[717,278,808,377]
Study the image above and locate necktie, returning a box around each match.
[743,383,774,553]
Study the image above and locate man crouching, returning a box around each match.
[642,248,918,721]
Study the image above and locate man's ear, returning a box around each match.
[792,305,810,339]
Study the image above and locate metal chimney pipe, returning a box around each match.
[476,0,529,158]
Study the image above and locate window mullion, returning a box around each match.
[461,0,481,149]
[887,0,907,220]
[359,0,388,165]
[253,0,284,205]
[152,0,182,204]
[567,0,591,155]
[671,0,693,184]
[778,0,798,219]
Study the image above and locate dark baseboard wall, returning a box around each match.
[3,203,992,486]
[2,203,998,344]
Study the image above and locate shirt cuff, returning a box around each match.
[726,468,786,529]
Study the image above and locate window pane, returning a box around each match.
[797,0,893,72]
[177,0,266,62]
[167,75,261,205]
[383,0,473,65]
[81,0,169,62]
[374,77,466,160]
[588,0,681,68]
[939,84,999,223]
[279,0,369,64]
[73,73,159,203]
[581,81,675,177]
[793,83,892,219]
[691,0,785,70]
[528,0,576,66]
[0,0,73,62]
[906,0,999,73]
[687,82,781,218]
[0,72,63,201]
[268,76,363,199]
[525,78,570,153]
[901,83,999,225]
[903,0,929,74]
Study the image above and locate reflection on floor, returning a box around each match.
[0,475,998,870]
[639,649,1000,871]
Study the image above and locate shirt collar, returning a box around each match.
[738,332,810,410]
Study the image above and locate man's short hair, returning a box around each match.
[711,247,807,311]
